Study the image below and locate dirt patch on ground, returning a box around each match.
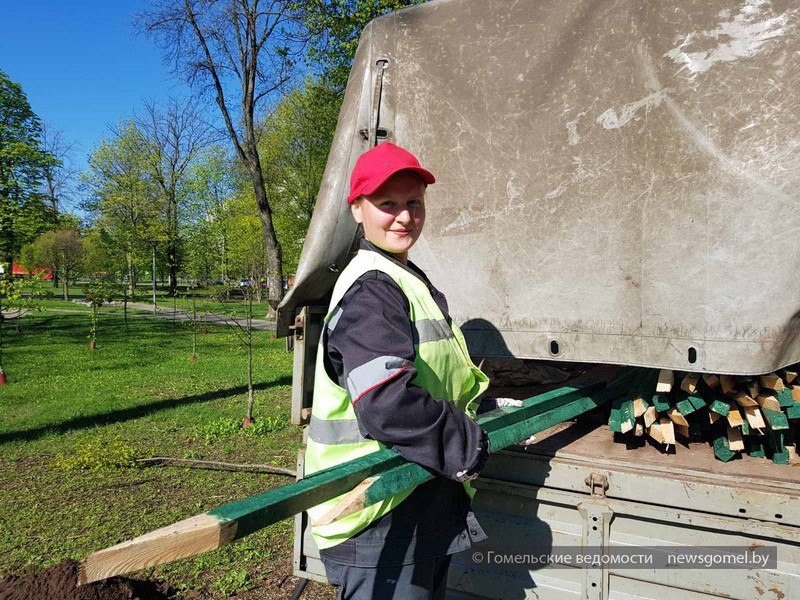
[0,559,173,600]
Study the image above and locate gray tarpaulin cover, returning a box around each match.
[278,0,800,375]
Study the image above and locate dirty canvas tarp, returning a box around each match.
[278,0,800,375]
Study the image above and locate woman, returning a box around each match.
[305,142,492,599]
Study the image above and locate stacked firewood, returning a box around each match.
[608,367,800,463]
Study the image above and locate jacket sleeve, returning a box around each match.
[326,272,488,480]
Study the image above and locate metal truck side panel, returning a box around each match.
[278,0,800,374]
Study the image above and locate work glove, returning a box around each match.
[477,397,537,447]
[477,396,522,414]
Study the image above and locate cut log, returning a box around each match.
[674,423,690,439]
[702,373,720,389]
[647,420,664,444]
[634,421,645,437]
[792,385,800,403]
[709,411,721,424]
[633,397,649,418]
[756,391,781,413]
[745,381,760,399]
[733,391,757,407]
[742,406,766,431]
[719,375,736,396]
[760,373,784,392]
[727,426,744,451]
[656,369,674,393]
[786,403,800,420]
[666,407,689,426]
[726,407,744,428]
[643,405,658,428]
[660,418,676,446]
[680,373,699,394]
[781,370,797,384]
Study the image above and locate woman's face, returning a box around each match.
[351,170,426,264]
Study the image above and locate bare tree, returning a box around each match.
[137,98,213,296]
[40,123,78,216]
[139,0,303,309]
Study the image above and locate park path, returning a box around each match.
[1,304,277,331]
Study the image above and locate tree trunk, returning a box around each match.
[63,278,69,301]
[126,253,135,297]
[168,241,178,297]
[246,159,283,310]
[246,296,254,422]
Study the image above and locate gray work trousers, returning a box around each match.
[321,555,453,600]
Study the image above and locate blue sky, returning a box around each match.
[0,1,190,203]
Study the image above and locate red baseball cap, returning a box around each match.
[347,142,435,204]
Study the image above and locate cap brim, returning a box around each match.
[348,166,436,203]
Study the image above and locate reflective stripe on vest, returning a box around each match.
[304,249,489,551]
[309,415,367,445]
[413,318,454,344]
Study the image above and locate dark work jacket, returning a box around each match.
[318,240,488,568]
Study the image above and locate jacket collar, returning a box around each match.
[359,239,430,286]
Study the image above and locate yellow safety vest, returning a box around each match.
[305,248,489,549]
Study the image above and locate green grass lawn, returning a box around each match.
[0,310,328,598]
[15,280,275,321]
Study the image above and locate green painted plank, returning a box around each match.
[363,385,626,509]
[712,423,737,463]
[745,438,767,458]
[210,448,406,537]
[609,369,647,432]
[688,394,706,411]
[767,430,789,465]
[674,395,698,416]
[777,389,795,408]
[652,394,671,413]
[741,419,751,436]
[709,399,730,416]
[618,399,636,433]
[786,403,800,420]
[478,379,608,433]
[762,408,789,431]
[208,378,610,540]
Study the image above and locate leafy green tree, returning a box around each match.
[137,98,212,296]
[0,69,55,268]
[183,146,240,283]
[84,276,117,349]
[224,191,270,303]
[259,80,340,275]
[0,274,23,384]
[26,228,84,300]
[299,1,428,90]
[140,0,306,310]
[83,121,162,294]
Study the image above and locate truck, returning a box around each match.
[277,1,800,598]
